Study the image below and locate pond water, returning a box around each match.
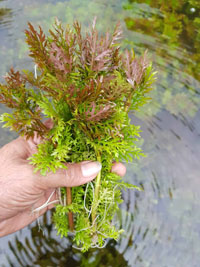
[0,0,200,266]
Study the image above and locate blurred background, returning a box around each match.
[0,0,199,266]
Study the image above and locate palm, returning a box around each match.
[0,137,56,234]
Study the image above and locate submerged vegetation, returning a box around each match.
[123,0,200,118]
[0,18,155,251]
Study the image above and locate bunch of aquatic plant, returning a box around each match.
[0,18,155,251]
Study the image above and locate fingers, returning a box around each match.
[34,160,127,190]
[26,119,53,149]
[111,162,126,177]
[1,138,31,160]
[35,161,126,191]
[43,118,54,129]
[0,188,58,237]
[0,204,48,237]
[36,161,102,190]
[29,189,58,215]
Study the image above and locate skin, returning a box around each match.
[0,133,126,237]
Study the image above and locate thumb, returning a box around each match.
[36,161,102,189]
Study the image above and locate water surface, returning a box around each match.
[0,0,199,266]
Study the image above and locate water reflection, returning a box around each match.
[123,0,200,123]
[0,0,200,266]
[0,7,12,28]
[6,213,129,266]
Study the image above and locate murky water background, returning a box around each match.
[0,0,199,266]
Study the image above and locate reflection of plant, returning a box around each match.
[124,0,200,76]
[123,0,200,118]
[7,213,129,267]
[0,8,11,19]
[162,91,198,117]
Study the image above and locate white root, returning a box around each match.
[98,184,118,229]
[83,182,94,218]
[63,194,66,206]
[32,189,59,213]
[34,64,38,79]
[72,215,108,250]
[36,216,44,235]
[74,215,99,234]
[57,187,63,206]
[73,239,108,250]
[91,239,108,249]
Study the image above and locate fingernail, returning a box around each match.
[81,161,102,177]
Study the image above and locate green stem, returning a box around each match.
[91,154,101,223]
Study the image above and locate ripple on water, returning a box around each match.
[0,0,200,266]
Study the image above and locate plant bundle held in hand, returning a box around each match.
[0,18,156,251]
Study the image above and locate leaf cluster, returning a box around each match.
[0,18,155,251]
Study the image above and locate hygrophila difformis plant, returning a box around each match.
[0,18,156,251]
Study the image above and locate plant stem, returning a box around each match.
[28,110,48,133]
[91,154,101,223]
[66,187,74,231]
[51,140,74,231]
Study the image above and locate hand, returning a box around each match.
[0,134,126,237]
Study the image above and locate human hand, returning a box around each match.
[0,132,126,237]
